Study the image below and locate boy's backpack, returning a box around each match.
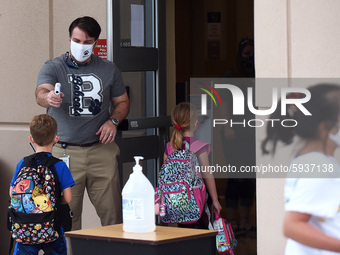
[156,140,209,224]
[8,152,63,245]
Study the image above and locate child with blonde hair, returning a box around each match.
[163,102,222,228]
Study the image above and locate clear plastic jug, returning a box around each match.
[122,156,156,233]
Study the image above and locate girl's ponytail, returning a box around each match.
[170,102,197,151]
[171,123,184,151]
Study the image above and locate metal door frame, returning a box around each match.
[106,0,168,187]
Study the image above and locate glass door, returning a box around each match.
[107,0,168,187]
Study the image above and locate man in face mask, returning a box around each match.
[69,22,97,64]
[35,16,130,231]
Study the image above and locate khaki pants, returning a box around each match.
[53,142,122,230]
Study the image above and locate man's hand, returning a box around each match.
[96,120,117,144]
[46,90,64,108]
[96,91,129,144]
[36,83,64,108]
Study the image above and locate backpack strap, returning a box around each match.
[22,152,59,167]
[190,140,210,155]
[167,142,174,155]
[45,156,62,195]
[45,156,62,169]
[38,154,65,232]
[166,141,189,155]
[167,140,210,155]
[44,156,65,232]
[21,153,38,168]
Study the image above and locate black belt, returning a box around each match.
[57,141,100,147]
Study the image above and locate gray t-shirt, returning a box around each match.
[37,53,126,144]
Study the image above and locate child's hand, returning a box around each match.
[213,200,222,215]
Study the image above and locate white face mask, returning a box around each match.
[329,124,340,146]
[70,40,95,62]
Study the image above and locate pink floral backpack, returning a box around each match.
[155,140,210,224]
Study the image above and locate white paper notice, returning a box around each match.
[131,4,144,47]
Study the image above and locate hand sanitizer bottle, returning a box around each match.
[122,156,156,233]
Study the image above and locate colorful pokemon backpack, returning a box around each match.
[8,152,62,245]
[156,140,209,224]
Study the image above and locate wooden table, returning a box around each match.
[65,224,217,255]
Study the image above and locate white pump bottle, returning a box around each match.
[122,156,156,233]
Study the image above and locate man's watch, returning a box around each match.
[110,118,119,126]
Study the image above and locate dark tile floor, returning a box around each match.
[217,184,257,255]
[232,232,257,255]
[214,177,257,255]
[218,202,257,255]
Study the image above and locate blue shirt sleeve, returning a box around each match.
[54,161,75,191]
[10,158,24,187]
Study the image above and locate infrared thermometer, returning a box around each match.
[55,83,61,97]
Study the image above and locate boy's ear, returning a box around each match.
[29,135,35,144]
[55,135,60,143]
